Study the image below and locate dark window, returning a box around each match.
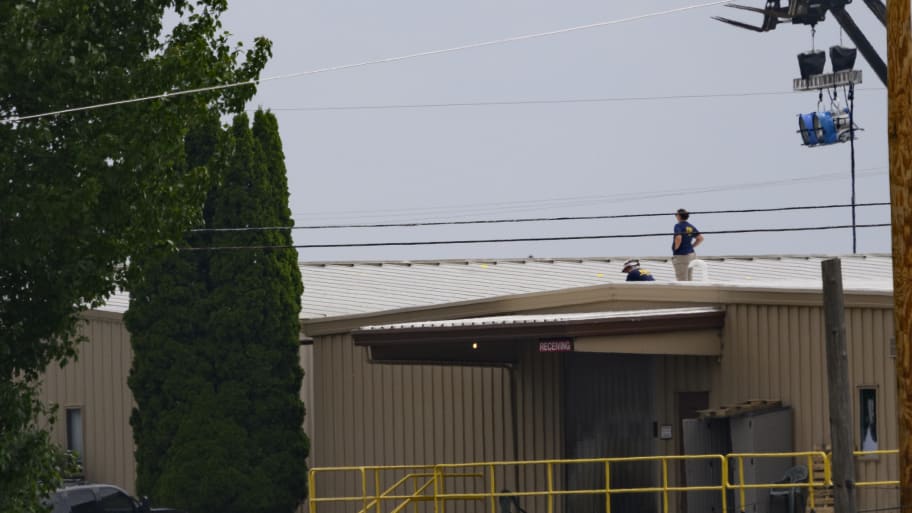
[860,388,878,451]
[65,408,84,464]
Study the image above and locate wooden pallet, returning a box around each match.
[697,399,784,419]
[807,447,834,513]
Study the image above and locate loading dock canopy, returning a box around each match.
[352,307,725,364]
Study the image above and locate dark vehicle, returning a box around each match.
[49,484,185,513]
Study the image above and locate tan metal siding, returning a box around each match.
[654,355,719,513]
[301,343,316,458]
[719,304,898,511]
[849,308,899,511]
[311,334,513,513]
[39,316,137,493]
[40,313,317,500]
[513,346,563,513]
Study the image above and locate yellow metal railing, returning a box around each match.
[309,450,900,513]
[853,449,900,488]
[433,454,727,513]
[726,452,828,512]
[309,465,483,513]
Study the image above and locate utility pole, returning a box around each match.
[822,258,857,513]
[888,0,912,511]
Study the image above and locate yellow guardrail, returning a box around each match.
[308,465,483,513]
[432,454,727,513]
[853,449,900,487]
[726,452,828,512]
[309,450,900,513]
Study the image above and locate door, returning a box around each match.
[564,353,657,513]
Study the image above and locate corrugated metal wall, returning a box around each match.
[40,314,136,492]
[513,345,563,513]
[719,304,899,512]
[564,353,657,513]
[311,334,515,513]
[655,355,720,513]
[38,301,899,513]
[40,313,316,502]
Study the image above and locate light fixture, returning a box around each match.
[471,342,479,350]
[830,45,857,72]
[797,50,826,79]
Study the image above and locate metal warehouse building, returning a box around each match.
[41,254,899,513]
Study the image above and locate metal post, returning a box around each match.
[738,457,746,513]
[849,82,857,254]
[309,470,318,513]
[375,469,382,513]
[605,461,612,513]
[547,462,554,513]
[822,258,857,513]
[363,468,370,513]
[489,464,496,513]
[887,0,912,510]
[807,454,817,511]
[721,457,728,513]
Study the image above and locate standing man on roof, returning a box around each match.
[622,259,655,281]
[672,208,704,281]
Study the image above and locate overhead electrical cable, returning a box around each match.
[192,202,891,233]
[4,0,730,123]
[264,87,886,113]
[290,167,888,222]
[180,223,891,251]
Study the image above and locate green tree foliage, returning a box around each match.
[126,110,308,513]
[0,2,271,510]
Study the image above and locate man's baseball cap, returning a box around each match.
[621,259,639,272]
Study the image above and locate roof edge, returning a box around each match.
[351,308,726,346]
[301,281,893,336]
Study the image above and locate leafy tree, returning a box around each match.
[0,2,270,510]
[126,110,308,513]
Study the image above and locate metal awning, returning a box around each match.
[352,307,725,364]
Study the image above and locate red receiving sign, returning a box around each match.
[538,338,574,353]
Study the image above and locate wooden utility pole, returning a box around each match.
[888,0,912,511]
[822,258,857,513]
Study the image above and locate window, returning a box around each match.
[859,387,878,451]
[96,486,136,513]
[65,408,84,464]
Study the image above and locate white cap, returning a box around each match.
[621,259,639,272]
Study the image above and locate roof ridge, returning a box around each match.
[299,253,892,267]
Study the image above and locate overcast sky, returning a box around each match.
[217,0,891,262]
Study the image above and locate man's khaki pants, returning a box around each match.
[673,253,696,281]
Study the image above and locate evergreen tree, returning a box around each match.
[126,111,308,513]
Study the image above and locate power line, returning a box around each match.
[264,88,887,113]
[180,223,891,251]
[4,1,729,123]
[192,202,891,233]
[290,167,888,222]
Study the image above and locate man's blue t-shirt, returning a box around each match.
[626,269,655,281]
[673,221,700,255]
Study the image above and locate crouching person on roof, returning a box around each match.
[621,259,655,282]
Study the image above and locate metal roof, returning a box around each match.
[297,254,892,319]
[96,254,893,319]
[358,307,725,331]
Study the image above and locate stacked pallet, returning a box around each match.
[696,399,784,419]
[807,446,834,513]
